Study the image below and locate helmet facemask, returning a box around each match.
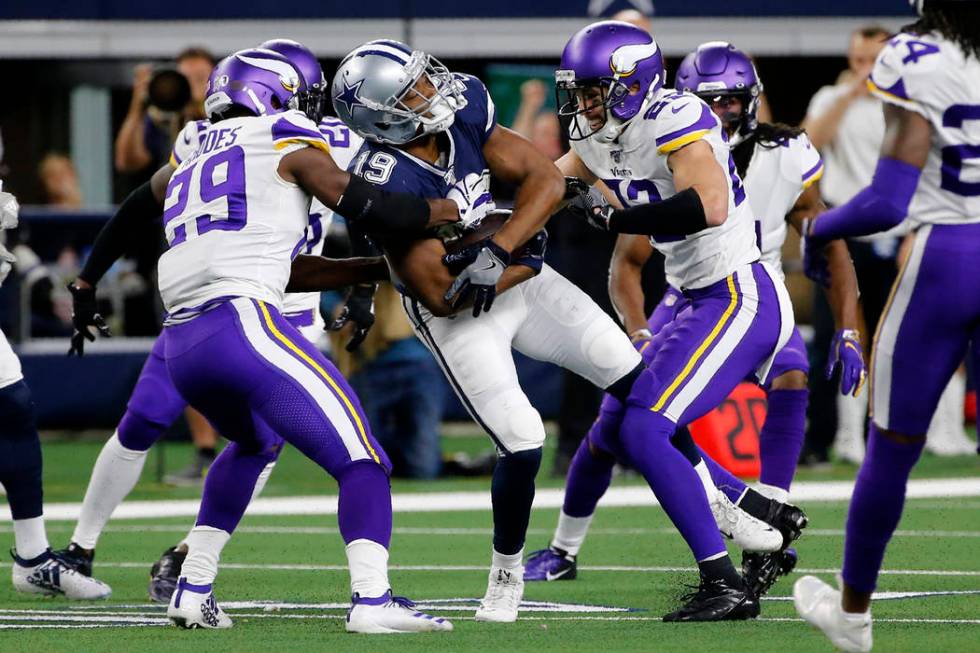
[371,52,467,144]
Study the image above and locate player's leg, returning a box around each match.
[60,335,187,572]
[796,224,977,651]
[0,327,112,598]
[164,298,449,632]
[404,292,541,622]
[623,263,791,621]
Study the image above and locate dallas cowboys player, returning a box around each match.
[0,186,111,600]
[57,40,363,604]
[331,39,649,623]
[72,46,465,632]
[543,21,800,620]
[794,2,980,650]
[527,42,865,598]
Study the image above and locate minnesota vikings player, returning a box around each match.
[794,2,980,650]
[70,46,464,632]
[0,186,111,600]
[57,41,362,604]
[528,42,865,598]
[331,39,647,623]
[540,21,800,620]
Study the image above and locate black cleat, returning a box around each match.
[739,489,809,549]
[662,575,760,622]
[742,547,798,597]
[52,542,94,577]
[148,545,187,603]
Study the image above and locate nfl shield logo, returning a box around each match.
[611,150,623,164]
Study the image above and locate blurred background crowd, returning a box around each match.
[0,2,975,485]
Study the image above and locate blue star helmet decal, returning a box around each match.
[335,79,365,115]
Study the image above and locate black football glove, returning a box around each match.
[442,239,510,317]
[512,229,548,273]
[564,176,613,231]
[67,281,111,356]
[328,283,377,352]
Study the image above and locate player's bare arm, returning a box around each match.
[666,140,729,226]
[285,255,390,293]
[608,234,655,337]
[482,125,565,253]
[279,147,460,232]
[787,182,860,332]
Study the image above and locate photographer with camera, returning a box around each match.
[113,47,215,176]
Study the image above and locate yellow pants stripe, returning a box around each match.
[651,275,739,413]
[257,301,380,464]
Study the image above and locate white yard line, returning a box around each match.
[4,477,980,522]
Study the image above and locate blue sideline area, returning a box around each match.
[16,340,561,430]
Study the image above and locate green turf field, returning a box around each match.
[0,433,977,652]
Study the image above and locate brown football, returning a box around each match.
[442,210,532,258]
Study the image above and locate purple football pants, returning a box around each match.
[163,297,392,544]
[844,223,980,593]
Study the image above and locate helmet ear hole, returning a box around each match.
[270,96,283,110]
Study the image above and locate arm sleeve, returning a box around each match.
[79,181,163,285]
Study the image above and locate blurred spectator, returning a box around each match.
[114,47,215,176]
[800,25,890,466]
[337,283,447,480]
[511,80,564,161]
[38,153,83,208]
[11,243,76,337]
[610,9,651,32]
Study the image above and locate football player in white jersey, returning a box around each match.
[794,2,980,650]
[56,41,364,604]
[0,185,111,600]
[547,21,801,620]
[528,42,865,598]
[69,45,468,632]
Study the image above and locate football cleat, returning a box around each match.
[346,590,453,633]
[167,577,232,629]
[762,499,808,549]
[148,545,187,603]
[52,542,94,577]
[524,546,577,582]
[474,566,524,622]
[794,575,871,653]
[663,574,759,622]
[742,547,798,597]
[711,491,782,552]
[11,549,112,600]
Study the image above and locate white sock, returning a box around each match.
[834,393,867,455]
[181,526,230,585]
[551,511,593,556]
[693,460,716,498]
[492,547,524,570]
[13,516,49,560]
[755,483,789,504]
[346,538,390,598]
[250,461,276,502]
[71,432,148,549]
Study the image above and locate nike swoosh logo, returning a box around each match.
[545,568,571,581]
[480,262,497,271]
[671,104,689,114]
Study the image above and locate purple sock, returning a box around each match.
[562,436,615,518]
[696,446,748,503]
[842,423,924,593]
[758,388,807,491]
[197,440,282,533]
[620,407,726,561]
[338,462,392,547]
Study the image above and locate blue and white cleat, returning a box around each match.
[167,577,232,629]
[346,591,453,633]
[793,575,871,653]
[524,547,577,582]
[11,549,112,600]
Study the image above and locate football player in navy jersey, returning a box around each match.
[332,39,650,622]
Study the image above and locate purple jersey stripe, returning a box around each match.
[654,102,716,147]
[802,159,824,182]
[271,118,327,145]
[868,75,910,101]
[284,308,315,328]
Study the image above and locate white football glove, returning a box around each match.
[0,183,19,230]
[447,172,495,228]
[0,242,16,287]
